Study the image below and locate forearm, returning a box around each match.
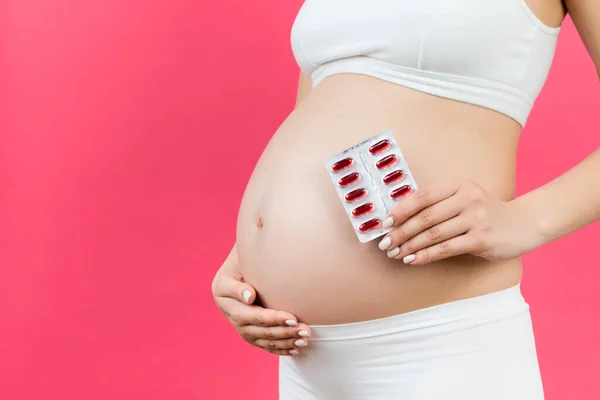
[515,147,600,248]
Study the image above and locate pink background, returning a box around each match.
[1,1,599,399]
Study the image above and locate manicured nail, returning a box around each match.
[242,290,251,304]
[382,216,395,229]
[378,236,392,250]
[285,320,298,327]
[403,254,416,264]
[289,349,300,355]
[298,330,310,338]
[295,339,308,347]
[387,247,400,258]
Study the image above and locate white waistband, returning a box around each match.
[309,283,528,341]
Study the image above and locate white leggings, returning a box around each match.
[279,284,544,399]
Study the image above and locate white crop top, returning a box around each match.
[290,0,561,127]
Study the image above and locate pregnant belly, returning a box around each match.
[236,75,523,325]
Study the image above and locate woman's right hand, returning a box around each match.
[211,246,311,356]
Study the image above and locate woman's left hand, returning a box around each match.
[377,179,542,265]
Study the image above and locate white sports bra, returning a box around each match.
[290,0,561,127]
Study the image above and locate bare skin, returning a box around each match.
[212,0,600,356]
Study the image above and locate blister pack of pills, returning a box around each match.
[324,130,419,243]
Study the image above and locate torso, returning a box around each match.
[235,1,566,325]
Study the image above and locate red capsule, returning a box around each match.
[332,157,353,173]
[338,172,360,188]
[352,203,374,218]
[359,218,381,232]
[369,139,391,154]
[390,185,412,199]
[345,188,367,202]
[376,154,398,170]
[383,170,405,185]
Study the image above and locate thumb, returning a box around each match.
[239,283,257,305]
[215,269,257,305]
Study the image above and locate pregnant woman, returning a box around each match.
[212,1,600,398]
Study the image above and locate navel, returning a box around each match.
[256,212,264,231]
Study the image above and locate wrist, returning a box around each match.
[509,192,552,253]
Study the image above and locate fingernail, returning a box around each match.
[378,236,392,250]
[285,320,298,327]
[382,216,395,229]
[298,330,310,338]
[403,254,416,264]
[289,349,300,355]
[295,339,308,347]
[387,247,400,258]
[242,290,251,304]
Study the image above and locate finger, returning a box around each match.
[244,305,300,327]
[254,337,308,351]
[400,234,477,265]
[389,217,469,260]
[378,196,462,251]
[265,348,299,356]
[382,180,460,229]
[213,270,257,305]
[225,299,299,327]
[240,323,312,342]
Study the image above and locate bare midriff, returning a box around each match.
[236,74,523,325]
